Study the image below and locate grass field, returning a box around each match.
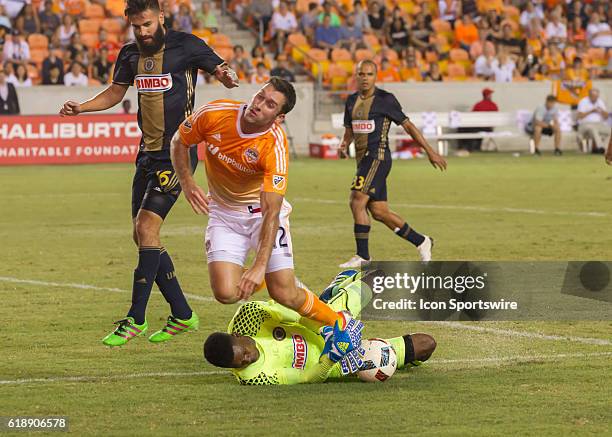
[1,154,611,436]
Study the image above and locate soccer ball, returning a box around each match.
[357,338,397,382]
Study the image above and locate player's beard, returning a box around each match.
[136,24,165,56]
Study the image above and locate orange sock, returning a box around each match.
[297,289,343,327]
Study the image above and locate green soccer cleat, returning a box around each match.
[102,317,148,347]
[148,312,199,343]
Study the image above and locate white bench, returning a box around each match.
[331,110,575,156]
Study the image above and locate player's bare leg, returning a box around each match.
[368,200,433,261]
[553,121,562,155]
[533,125,542,155]
[208,261,245,304]
[340,190,372,268]
[266,268,345,328]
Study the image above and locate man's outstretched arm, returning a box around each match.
[60,83,128,116]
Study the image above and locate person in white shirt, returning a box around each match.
[544,13,567,47]
[492,51,516,83]
[474,43,497,80]
[64,62,88,86]
[270,1,297,53]
[586,13,612,48]
[519,2,544,31]
[2,30,30,63]
[577,88,610,152]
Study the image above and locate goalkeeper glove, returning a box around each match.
[320,313,364,363]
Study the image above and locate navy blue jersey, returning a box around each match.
[343,87,409,162]
[113,29,223,159]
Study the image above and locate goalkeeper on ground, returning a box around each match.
[204,270,437,385]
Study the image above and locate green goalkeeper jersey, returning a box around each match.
[228,300,343,385]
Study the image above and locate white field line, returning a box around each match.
[431,321,612,346]
[293,197,608,218]
[0,276,214,303]
[1,351,611,385]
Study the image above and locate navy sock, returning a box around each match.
[127,247,161,325]
[156,248,192,320]
[354,224,371,260]
[395,223,425,247]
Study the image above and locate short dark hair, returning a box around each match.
[204,333,236,368]
[125,0,160,17]
[546,95,556,103]
[267,76,296,115]
[357,59,378,73]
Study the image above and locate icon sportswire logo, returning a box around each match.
[135,74,173,92]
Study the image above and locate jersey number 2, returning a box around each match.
[273,226,288,249]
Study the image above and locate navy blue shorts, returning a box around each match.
[351,156,392,202]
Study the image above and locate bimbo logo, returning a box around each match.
[291,334,307,369]
[352,120,375,134]
[135,74,173,92]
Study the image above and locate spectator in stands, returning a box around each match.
[544,11,567,48]
[385,14,409,53]
[577,88,610,154]
[195,1,218,33]
[300,2,319,42]
[492,50,517,82]
[352,1,370,33]
[248,0,274,36]
[455,14,479,51]
[96,30,121,62]
[474,41,497,80]
[563,56,589,86]
[230,44,253,80]
[0,65,19,114]
[376,58,400,82]
[318,1,341,27]
[38,1,59,39]
[12,63,31,86]
[411,13,432,49]
[518,43,540,77]
[67,32,88,64]
[586,13,612,49]
[567,0,587,30]
[41,48,63,84]
[64,61,87,86]
[367,1,385,37]
[162,0,175,30]
[338,12,363,52]
[44,64,63,84]
[526,94,562,156]
[567,17,586,45]
[55,13,76,48]
[476,15,494,43]
[15,4,39,35]
[424,61,443,82]
[489,22,523,57]
[1,0,27,19]
[519,1,543,32]
[3,29,29,63]
[250,61,270,84]
[542,43,564,78]
[121,99,132,114]
[438,0,459,25]
[315,13,340,50]
[271,1,297,54]
[176,4,193,34]
[92,47,112,84]
[399,54,422,82]
[251,44,272,69]
[270,53,295,82]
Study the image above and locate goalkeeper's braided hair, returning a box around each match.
[204,332,236,368]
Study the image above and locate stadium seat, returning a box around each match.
[587,48,606,67]
[29,48,49,65]
[26,63,40,84]
[79,19,102,34]
[363,34,381,53]
[287,33,310,63]
[296,0,312,14]
[81,33,100,49]
[101,18,123,35]
[445,63,467,81]
[563,46,576,64]
[106,0,125,17]
[27,33,49,50]
[431,18,453,41]
[211,33,232,49]
[326,63,348,90]
[306,48,329,78]
[215,47,234,61]
[354,48,374,62]
[502,5,520,21]
[85,3,106,19]
[450,48,471,71]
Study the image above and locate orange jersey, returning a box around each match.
[178,100,289,210]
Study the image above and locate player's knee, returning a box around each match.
[213,287,241,304]
[135,215,159,242]
[368,205,386,222]
[411,333,437,362]
[268,283,299,308]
